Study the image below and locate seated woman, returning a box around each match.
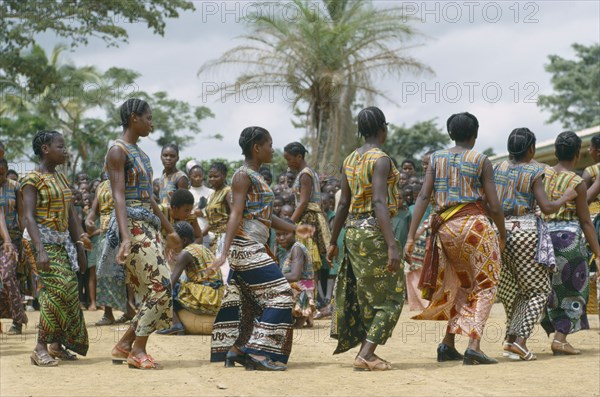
[276,218,315,328]
[158,221,224,335]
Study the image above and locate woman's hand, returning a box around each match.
[85,218,96,235]
[2,241,17,263]
[326,244,339,264]
[206,255,226,276]
[498,234,506,251]
[79,233,92,251]
[37,247,50,272]
[295,224,315,239]
[563,186,578,202]
[117,238,132,265]
[387,245,401,273]
[403,239,415,266]
[166,232,182,253]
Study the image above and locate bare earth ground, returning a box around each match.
[1,304,599,397]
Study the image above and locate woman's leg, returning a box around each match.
[88,266,97,311]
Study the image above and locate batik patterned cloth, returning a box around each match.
[0,242,27,325]
[159,169,188,206]
[411,213,500,340]
[331,225,404,354]
[280,241,315,319]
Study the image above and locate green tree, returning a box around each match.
[538,43,600,130]
[382,119,449,163]
[199,0,430,172]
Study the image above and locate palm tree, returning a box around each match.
[199,0,431,171]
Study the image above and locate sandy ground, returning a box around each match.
[1,303,599,397]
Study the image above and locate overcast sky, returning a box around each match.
[33,0,600,175]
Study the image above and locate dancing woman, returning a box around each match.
[209,126,313,371]
[494,128,576,361]
[22,131,91,366]
[540,131,600,355]
[405,112,506,365]
[327,107,403,371]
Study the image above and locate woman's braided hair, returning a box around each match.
[239,126,270,156]
[283,142,308,158]
[507,128,536,161]
[357,106,387,138]
[32,130,62,158]
[555,131,581,161]
[119,98,150,128]
[446,112,479,141]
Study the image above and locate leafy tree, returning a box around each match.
[538,43,600,130]
[199,0,430,173]
[382,119,449,164]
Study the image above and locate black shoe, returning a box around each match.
[224,351,248,368]
[437,343,463,362]
[245,355,287,371]
[463,349,498,365]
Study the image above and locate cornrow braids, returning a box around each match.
[161,143,179,156]
[173,221,195,243]
[32,130,62,158]
[283,142,308,158]
[119,98,150,128]
[239,126,270,157]
[591,134,600,149]
[446,112,479,141]
[507,128,536,161]
[357,106,387,138]
[555,131,582,161]
[209,161,228,177]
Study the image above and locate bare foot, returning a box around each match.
[88,304,98,311]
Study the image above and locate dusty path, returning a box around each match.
[1,304,599,397]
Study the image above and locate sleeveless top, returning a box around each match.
[205,186,231,234]
[293,166,321,209]
[182,243,221,283]
[159,169,187,206]
[0,178,20,240]
[493,160,545,216]
[234,165,273,242]
[20,170,72,232]
[543,167,583,222]
[97,180,114,232]
[430,149,486,212]
[280,241,313,281]
[108,139,153,205]
[343,147,399,217]
[584,163,600,214]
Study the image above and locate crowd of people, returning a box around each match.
[0,99,599,372]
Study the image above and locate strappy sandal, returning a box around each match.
[510,342,536,361]
[48,346,78,361]
[551,340,581,356]
[111,345,132,364]
[30,350,58,367]
[502,341,519,359]
[95,316,115,326]
[127,353,162,370]
[353,355,392,371]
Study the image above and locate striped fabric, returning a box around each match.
[430,149,486,212]
[235,165,273,230]
[0,179,20,239]
[493,160,545,216]
[343,148,399,217]
[182,243,220,283]
[293,166,321,204]
[20,171,72,232]
[159,169,188,206]
[585,163,600,213]
[109,139,153,204]
[96,180,114,232]
[543,168,583,222]
[205,186,231,234]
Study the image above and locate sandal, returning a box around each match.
[353,355,392,371]
[6,324,22,335]
[502,341,519,360]
[30,350,58,367]
[127,353,162,370]
[111,344,132,364]
[551,340,581,356]
[114,314,134,324]
[95,316,115,326]
[509,342,536,361]
[48,346,78,361]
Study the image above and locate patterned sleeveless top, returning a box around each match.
[159,169,188,206]
[493,160,545,216]
[97,180,114,232]
[0,178,20,240]
[234,165,273,236]
[205,186,231,234]
[430,149,486,212]
[584,163,600,214]
[280,241,313,281]
[108,139,153,205]
[20,170,72,232]
[543,167,583,222]
[293,166,321,206]
[182,243,221,283]
[343,147,399,217]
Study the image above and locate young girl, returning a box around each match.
[22,130,91,366]
[158,143,189,206]
[276,220,315,328]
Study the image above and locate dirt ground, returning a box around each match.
[1,303,599,397]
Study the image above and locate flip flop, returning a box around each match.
[353,356,392,371]
[127,354,162,370]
